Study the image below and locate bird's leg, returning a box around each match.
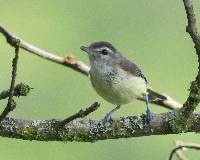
[145,94,155,122]
[102,105,121,124]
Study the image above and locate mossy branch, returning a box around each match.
[181,0,200,116]
[168,0,200,133]
[0,45,20,122]
[0,111,199,142]
[0,83,32,100]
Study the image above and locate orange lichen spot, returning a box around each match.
[64,55,77,64]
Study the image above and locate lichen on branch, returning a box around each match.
[0,83,32,100]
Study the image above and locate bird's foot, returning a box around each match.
[102,112,113,125]
[146,108,155,123]
[101,106,120,125]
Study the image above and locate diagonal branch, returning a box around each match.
[0,46,20,122]
[0,24,90,76]
[58,102,100,127]
[138,92,182,110]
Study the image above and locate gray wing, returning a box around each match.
[119,57,148,83]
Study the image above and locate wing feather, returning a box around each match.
[119,57,148,83]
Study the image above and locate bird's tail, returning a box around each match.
[147,88,167,101]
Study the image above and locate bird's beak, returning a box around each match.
[80,46,90,54]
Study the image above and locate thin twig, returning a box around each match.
[174,141,189,160]
[169,141,200,160]
[58,102,100,127]
[138,92,182,110]
[0,83,32,100]
[0,24,90,76]
[0,45,19,122]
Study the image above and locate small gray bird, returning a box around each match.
[81,42,154,124]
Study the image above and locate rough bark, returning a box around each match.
[0,111,199,142]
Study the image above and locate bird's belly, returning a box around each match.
[90,70,147,105]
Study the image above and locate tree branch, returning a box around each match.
[0,24,90,76]
[168,0,200,133]
[0,83,32,100]
[58,102,100,127]
[0,45,20,122]
[138,92,182,110]
[174,141,189,160]
[181,0,200,116]
[0,111,200,142]
[169,140,200,160]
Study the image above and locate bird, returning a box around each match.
[80,41,154,124]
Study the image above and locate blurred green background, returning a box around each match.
[0,0,200,159]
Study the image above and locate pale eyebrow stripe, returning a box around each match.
[95,47,113,53]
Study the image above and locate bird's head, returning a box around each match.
[80,42,121,64]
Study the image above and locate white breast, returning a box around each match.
[89,62,147,105]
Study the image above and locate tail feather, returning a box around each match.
[147,88,167,101]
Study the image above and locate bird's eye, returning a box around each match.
[101,49,108,55]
